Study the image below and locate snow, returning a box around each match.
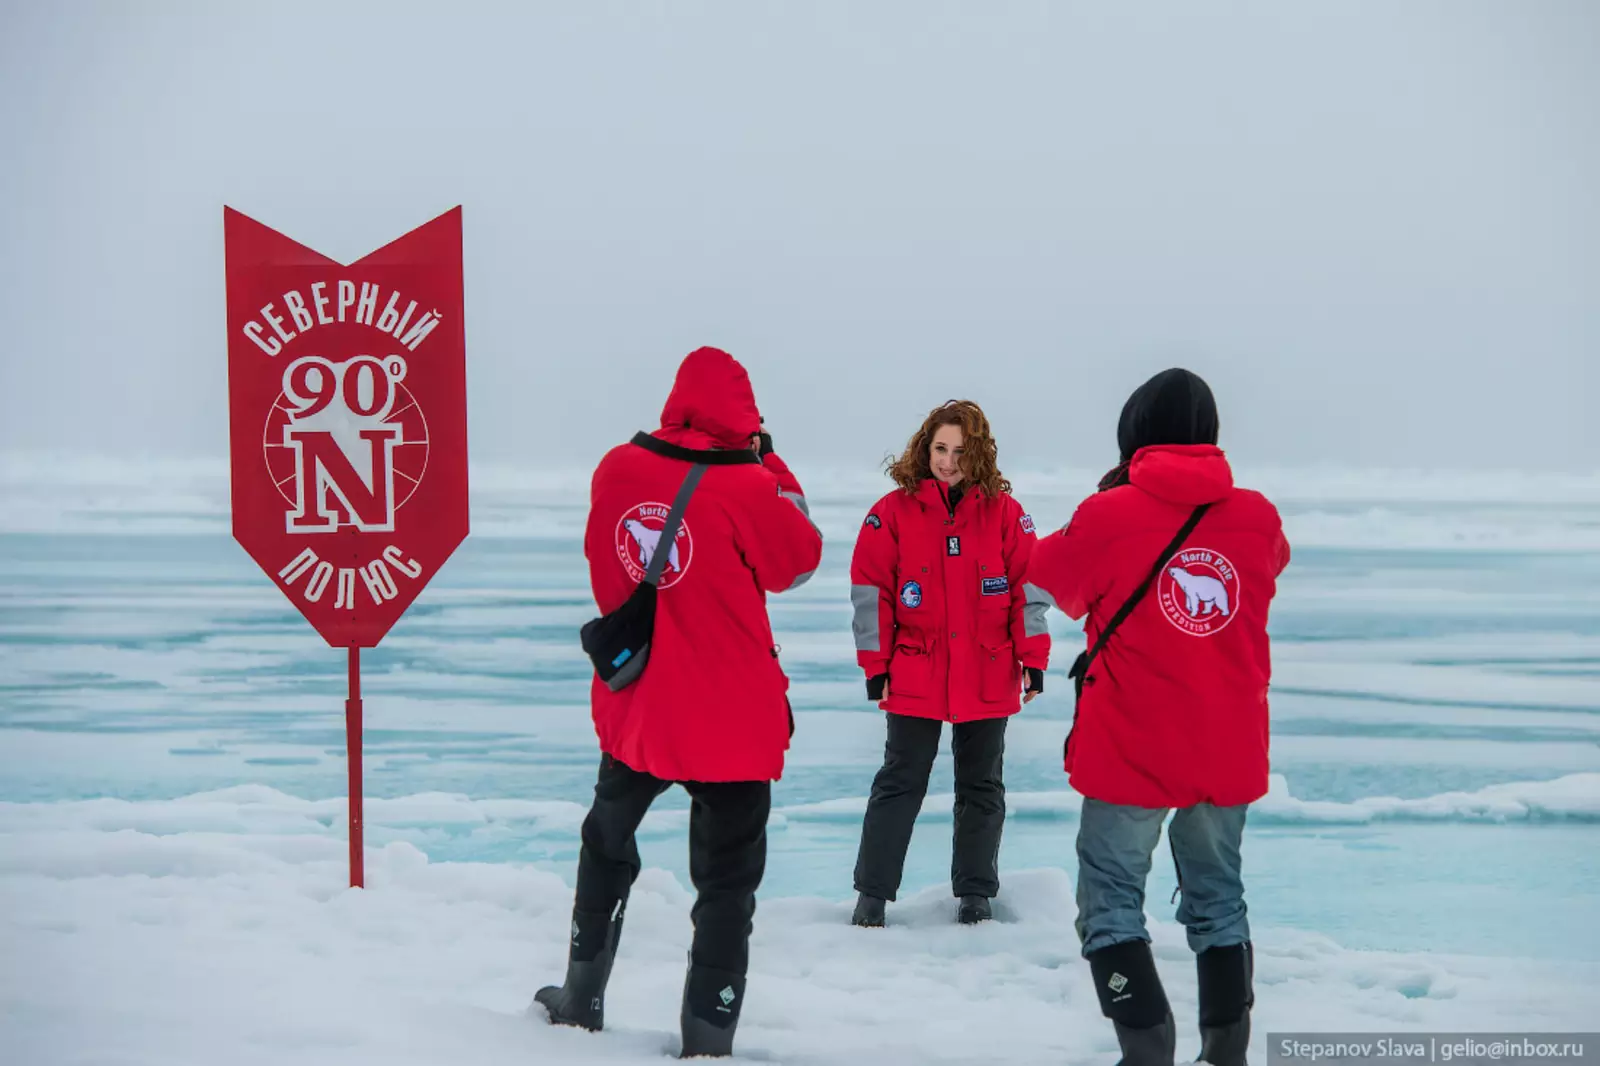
[4,801,1598,1066]
[6,772,1592,856]
[5,452,1600,1060]
[1254,772,1600,824]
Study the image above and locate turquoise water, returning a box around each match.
[3,481,1599,962]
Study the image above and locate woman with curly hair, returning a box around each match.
[847,400,1052,927]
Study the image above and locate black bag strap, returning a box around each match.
[644,464,707,586]
[1073,503,1211,678]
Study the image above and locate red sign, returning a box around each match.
[225,207,468,648]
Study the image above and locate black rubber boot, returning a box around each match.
[1198,1018,1251,1066]
[957,893,992,924]
[1088,939,1175,1066]
[851,892,886,928]
[533,905,624,1032]
[679,962,746,1058]
[1195,942,1253,1066]
[1114,1013,1178,1066]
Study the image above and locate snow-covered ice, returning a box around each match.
[3,456,1599,1061]
[4,800,1598,1066]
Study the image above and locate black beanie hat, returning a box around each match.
[1116,368,1220,462]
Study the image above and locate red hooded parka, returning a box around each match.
[584,348,823,782]
[851,480,1051,722]
[1025,445,1290,808]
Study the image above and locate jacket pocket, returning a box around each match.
[979,642,1021,703]
[976,562,1012,642]
[889,642,934,698]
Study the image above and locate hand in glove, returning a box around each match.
[1022,666,1044,704]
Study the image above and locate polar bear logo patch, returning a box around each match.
[1168,567,1229,617]
[614,502,694,589]
[623,519,681,575]
[1158,548,1241,637]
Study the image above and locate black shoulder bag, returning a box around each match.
[1065,503,1211,753]
[580,463,707,691]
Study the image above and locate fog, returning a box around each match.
[2,1,1595,473]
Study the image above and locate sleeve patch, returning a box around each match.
[1020,514,1036,535]
[864,513,882,529]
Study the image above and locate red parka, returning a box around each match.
[851,480,1051,722]
[585,348,823,782]
[1025,445,1290,808]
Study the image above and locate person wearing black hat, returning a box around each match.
[1025,369,1291,1066]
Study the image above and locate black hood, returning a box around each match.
[1116,368,1220,462]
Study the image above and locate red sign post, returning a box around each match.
[224,207,468,887]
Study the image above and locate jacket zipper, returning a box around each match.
[940,482,955,720]
[939,483,958,524]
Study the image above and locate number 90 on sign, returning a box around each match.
[283,355,409,422]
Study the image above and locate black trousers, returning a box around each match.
[574,754,771,975]
[853,713,1007,901]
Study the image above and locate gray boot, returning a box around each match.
[679,961,746,1058]
[1114,1013,1178,1066]
[533,905,624,1032]
[1198,1016,1251,1066]
[851,892,886,928]
[1088,939,1176,1066]
[1195,942,1253,1066]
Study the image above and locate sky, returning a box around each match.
[1,1,1595,473]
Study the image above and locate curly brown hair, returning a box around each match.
[886,400,1012,498]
